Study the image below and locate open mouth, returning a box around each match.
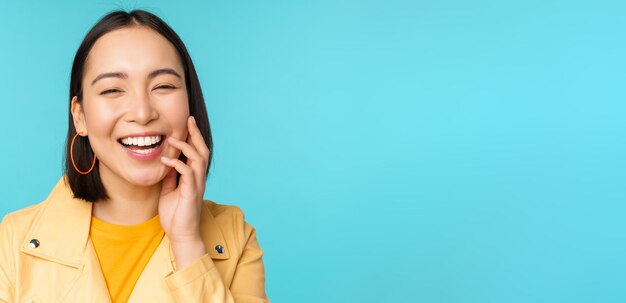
[118,135,165,155]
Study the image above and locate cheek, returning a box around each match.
[162,95,190,137]
[83,101,117,136]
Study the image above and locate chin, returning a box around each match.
[125,169,167,187]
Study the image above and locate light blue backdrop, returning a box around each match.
[1,1,625,302]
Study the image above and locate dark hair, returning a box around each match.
[65,9,213,202]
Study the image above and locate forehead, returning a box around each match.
[84,26,183,79]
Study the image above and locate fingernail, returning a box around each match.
[191,116,196,125]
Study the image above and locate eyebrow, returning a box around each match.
[90,72,127,86]
[90,68,182,86]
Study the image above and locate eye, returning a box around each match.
[154,84,177,90]
[100,88,123,95]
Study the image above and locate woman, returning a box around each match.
[0,10,269,303]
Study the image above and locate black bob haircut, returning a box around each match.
[64,9,213,202]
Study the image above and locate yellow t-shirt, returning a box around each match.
[90,215,165,303]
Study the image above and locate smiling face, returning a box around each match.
[71,25,189,188]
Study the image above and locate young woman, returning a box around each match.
[0,10,269,303]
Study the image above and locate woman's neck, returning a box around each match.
[92,165,161,226]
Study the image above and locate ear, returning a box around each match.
[71,96,87,136]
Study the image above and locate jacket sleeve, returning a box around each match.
[0,215,16,303]
[163,215,269,303]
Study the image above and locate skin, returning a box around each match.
[70,25,210,270]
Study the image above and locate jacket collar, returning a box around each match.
[20,176,229,268]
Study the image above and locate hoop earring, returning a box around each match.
[70,133,97,175]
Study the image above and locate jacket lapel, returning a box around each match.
[69,238,113,302]
[19,177,111,302]
[199,202,231,261]
[20,177,92,267]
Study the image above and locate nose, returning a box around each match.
[125,90,159,125]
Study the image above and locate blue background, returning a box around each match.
[1,1,625,302]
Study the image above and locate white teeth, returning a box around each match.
[120,135,163,146]
[134,146,158,154]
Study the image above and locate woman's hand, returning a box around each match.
[159,116,211,270]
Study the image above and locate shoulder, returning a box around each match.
[203,200,251,234]
[201,200,257,251]
[1,200,48,235]
[0,200,49,253]
[1,176,75,235]
[204,200,246,221]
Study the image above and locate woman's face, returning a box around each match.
[72,26,189,188]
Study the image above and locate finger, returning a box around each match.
[160,156,196,192]
[187,116,210,159]
[167,136,206,190]
[168,136,205,168]
[160,166,178,196]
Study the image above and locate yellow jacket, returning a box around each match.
[0,177,269,302]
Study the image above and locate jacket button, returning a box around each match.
[215,245,224,254]
[29,239,40,248]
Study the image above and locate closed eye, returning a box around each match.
[155,84,177,90]
[100,88,123,95]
